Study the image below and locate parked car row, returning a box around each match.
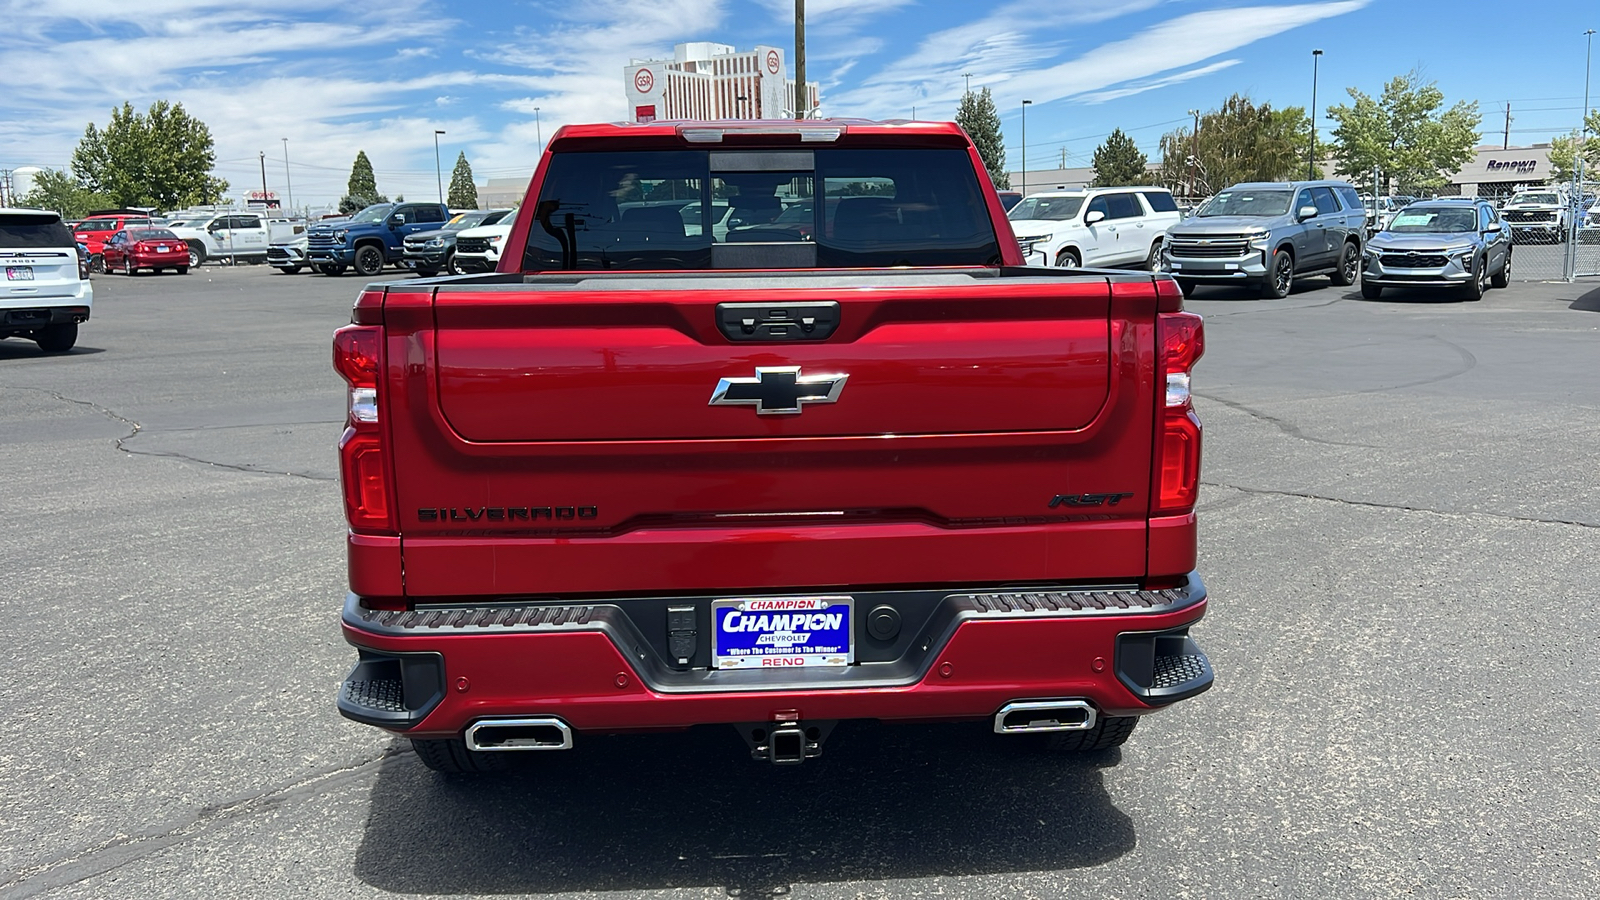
[1008,179,1521,302]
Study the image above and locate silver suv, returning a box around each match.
[1163,180,1366,298]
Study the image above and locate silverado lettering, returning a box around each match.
[332,119,1214,773]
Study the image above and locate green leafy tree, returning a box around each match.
[1089,128,1150,186]
[1156,95,1311,194]
[339,151,389,213]
[957,87,1008,190]
[1547,111,1600,182]
[70,101,226,209]
[18,168,113,218]
[1326,71,1481,194]
[447,152,479,209]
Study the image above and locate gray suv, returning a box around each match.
[1163,180,1366,298]
[1360,198,1510,301]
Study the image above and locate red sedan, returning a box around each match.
[73,215,153,269]
[102,228,190,275]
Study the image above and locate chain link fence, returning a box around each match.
[1575,179,1600,279]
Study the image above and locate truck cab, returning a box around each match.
[306,202,450,276]
[165,212,272,268]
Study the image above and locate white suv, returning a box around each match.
[1,208,92,353]
[452,221,513,273]
[1009,187,1183,269]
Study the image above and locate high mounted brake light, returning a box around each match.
[1152,311,1204,515]
[334,324,395,534]
[677,123,845,143]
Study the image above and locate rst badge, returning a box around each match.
[713,596,854,668]
[709,366,847,415]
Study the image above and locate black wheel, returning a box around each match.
[1330,241,1359,286]
[1042,716,1139,752]
[35,323,77,353]
[177,266,190,275]
[414,266,439,278]
[1461,256,1486,301]
[1055,248,1081,269]
[89,254,104,274]
[1174,277,1197,298]
[446,250,463,276]
[1490,248,1511,288]
[411,737,508,774]
[278,266,302,275]
[1260,249,1293,299]
[1360,280,1383,299]
[353,244,385,276]
[318,263,347,276]
[187,244,206,268]
[1144,239,1163,272]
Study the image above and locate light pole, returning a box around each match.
[1187,108,1200,200]
[1021,99,1032,196]
[280,138,294,218]
[1309,49,1323,179]
[1572,29,1595,281]
[433,129,445,205]
[962,72,972,97]
[258,151,268,206]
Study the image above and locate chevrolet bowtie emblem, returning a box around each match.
[709,366,848,415]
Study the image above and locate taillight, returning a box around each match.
[334,324,394,533]
[1152,311,1204,515]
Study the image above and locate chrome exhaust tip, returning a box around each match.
[993,700,1097,734]
[464,717,574,751]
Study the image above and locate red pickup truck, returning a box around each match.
[333,120,1212,772]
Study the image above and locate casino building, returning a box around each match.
[624,42,821,123]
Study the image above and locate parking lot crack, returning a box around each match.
[0,749,400,899]
[1194,391,1373,448]
[1203,480,1599,529]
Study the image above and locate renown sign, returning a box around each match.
[1486,159,1539,174]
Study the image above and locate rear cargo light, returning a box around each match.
[333,324,395,533]
[1153,312,1204,515]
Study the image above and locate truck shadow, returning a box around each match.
[1571,286,1600,312]
[353,720,1135,896]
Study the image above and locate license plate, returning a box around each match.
[157,245,169,252]
[712,596,853,669]
[6,266,33,281]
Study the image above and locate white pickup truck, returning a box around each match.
[165,212,300,268]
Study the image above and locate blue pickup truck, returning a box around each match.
[306,202,450,276]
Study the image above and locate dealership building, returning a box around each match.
[624,42,820,123]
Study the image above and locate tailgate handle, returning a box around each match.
[717,301,839,342]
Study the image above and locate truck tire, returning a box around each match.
[89,253,104,274]
[1043,715,1138,752]
[410,737,507,774]
[1490,248,1511,288]
[318,264,347,276]
[1174,277,1197,298]
[277,266,302,275]
[1260,249,1293,299]
[35,323,77,353]
[414,266,439,278]
[177,266,190,275]
[1144,239,1163,272]
[1055,248,1081,268]
[1330,241,1359,286]
[187,243,207,268]
[353,244,385,276]
[446,250,463,276]
[1360,280,1383,300]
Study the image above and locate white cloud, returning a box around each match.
[1077,60,1244,104]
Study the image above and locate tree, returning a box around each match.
[1155,95,1311,195]
[18,169,113,218]
[447,152,479,209]
[957,87,1008,190]
[1326,70,1481,195]
[1089,129,1150,186]
[339,151,389,214]
[70,101,226,209]
[1548,111,1600,183]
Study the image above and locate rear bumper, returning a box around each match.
[1,304,91,328]
[338,573,1214,737]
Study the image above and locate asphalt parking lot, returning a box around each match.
[2,264,1598,899]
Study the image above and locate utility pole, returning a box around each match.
[1503,104,1511,150]
[794,0,807,119]
[1187,108,1200,200]
[258,151,268,206]
[1308,49,1323,179]
[281,138,294,219]
[1571,28,1594,283]
[1021,99,1032,196]
[534,107,542,157]
[963,72,972,97]
[1061,147,1067,169]
[434,130,446,205]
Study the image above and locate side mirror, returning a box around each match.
[388,214,405,226]
[1084,210,1106,225]
[1298,205,1319,220]
[1484,222,1502,233]
[207,222,224,233]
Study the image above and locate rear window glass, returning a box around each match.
[0,214,75,248]
[1140,191,1178,213]
[128,228,179,241]
[524,148,1000,271]
[76,219,119,232]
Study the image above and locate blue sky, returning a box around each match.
[0,0,1594,209]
